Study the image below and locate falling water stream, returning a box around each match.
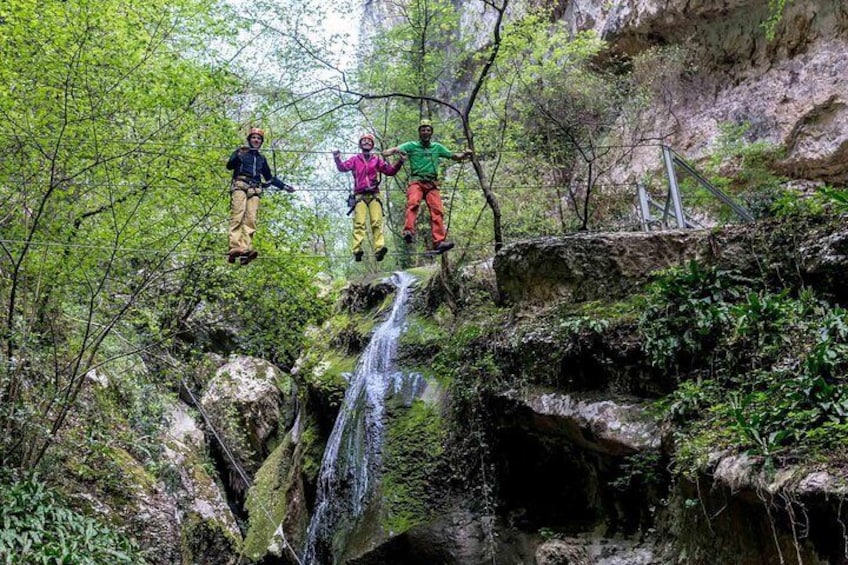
[303,271,424,564]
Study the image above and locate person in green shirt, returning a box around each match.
[383,120,472,253]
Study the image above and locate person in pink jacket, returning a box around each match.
[333,134,406,261]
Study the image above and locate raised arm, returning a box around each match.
[382,146,400,157]
[333,150,355,172]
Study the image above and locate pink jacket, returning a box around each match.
[334,153,403,193]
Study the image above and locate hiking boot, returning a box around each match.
[228,249,242,264]
[245,249,259,263]
[375,247,388,262]
[403,231,414,244]
[354,250,364,262]
[435,240,455,253]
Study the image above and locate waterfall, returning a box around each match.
[303,271,424,564]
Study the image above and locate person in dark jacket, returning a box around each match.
[226,127,294,264]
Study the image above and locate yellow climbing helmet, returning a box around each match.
[418,119,433,130]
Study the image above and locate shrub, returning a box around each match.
[0,473,146,564]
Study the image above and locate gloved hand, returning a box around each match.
[264,178,296,193]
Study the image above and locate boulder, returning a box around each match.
[161,402,241,563]
[201,355,296,492]
[495,217,848,305]
[495,231,711,304]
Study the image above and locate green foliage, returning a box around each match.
[0,473,146,564]
[226,263,332,367]
[685,122,786,221]
[639,261,748,372]
[557,315,610,336]
[538,527,558,540]
[810,186,848,215]
[762,0,793,40]
[655,379,722,423]
[648,271,848,471]
[768,189,826,219]
[499,22,629,232]
[0,0,331,469]
[609,450,664,493]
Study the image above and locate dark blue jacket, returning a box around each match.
[227,148,273,184]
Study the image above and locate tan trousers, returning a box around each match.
[352,194,384,254]
[229,179,261,252]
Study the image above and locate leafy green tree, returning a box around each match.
[0,0,327,469]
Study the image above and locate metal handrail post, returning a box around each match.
[637,183,653,231]
[668,148,755,222]
[662,145,687,228]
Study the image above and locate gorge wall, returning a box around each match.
[565,0,848,184]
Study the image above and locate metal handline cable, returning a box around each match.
[179,380,304,565]
[0,133,665,153]
[0,238,471,261]
[11,180,642,196]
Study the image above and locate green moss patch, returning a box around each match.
[381,400,446,534]
[243,434,295,560]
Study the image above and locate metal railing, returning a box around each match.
[637,145,754,231]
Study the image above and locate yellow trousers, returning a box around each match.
[352,194,384,254]
[229,180,261,252]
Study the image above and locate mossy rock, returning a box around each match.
[243,412,324,562]
[243,434,295,560]
[381,399,447,534]
[300,349,355,406]
[181,512,241,565]
[338,278,396,314]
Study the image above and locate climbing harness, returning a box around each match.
[344,153,383,215]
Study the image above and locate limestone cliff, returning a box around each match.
[561,0,848,183]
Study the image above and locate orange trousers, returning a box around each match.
[404,181,446,244]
